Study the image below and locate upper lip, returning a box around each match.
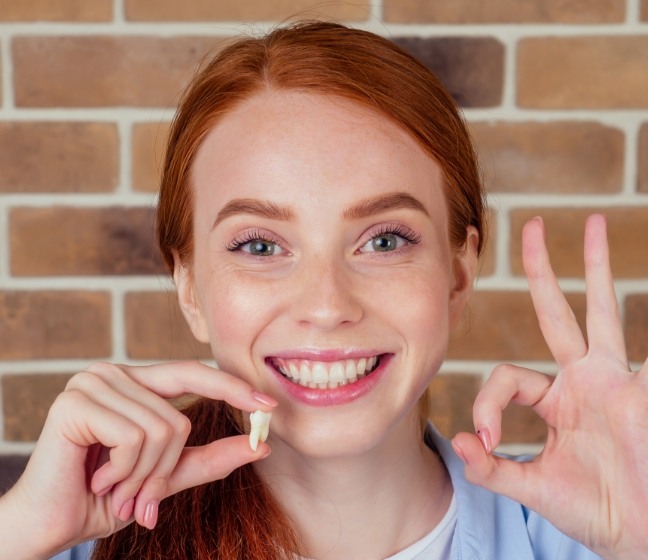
[266,348,386,361]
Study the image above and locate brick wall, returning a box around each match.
[0,0,647,459]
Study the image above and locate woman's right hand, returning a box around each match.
[0,361,276,559]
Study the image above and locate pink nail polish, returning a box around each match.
[118,498,135,522]
[252,390,278,407]
[477,427,492,453]
[144,500,159,529]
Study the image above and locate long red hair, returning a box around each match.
[94,21,485,559]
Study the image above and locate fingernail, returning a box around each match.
[476,427,492,453]
[451,440,468,463]
[118,498,135,522]
[144,500,159,529]
[252,390,278,407]
[96,484,113,497]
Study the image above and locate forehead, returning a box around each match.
[191,90,447,220]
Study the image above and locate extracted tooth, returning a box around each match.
[249,410,272,452]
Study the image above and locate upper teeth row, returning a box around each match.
[274,356,379,389]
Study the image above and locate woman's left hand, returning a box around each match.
[452,214,648,560]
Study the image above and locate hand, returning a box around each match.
[0,361,276,558]
[452,214,648,559]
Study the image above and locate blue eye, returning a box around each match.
[242,239,283,256]
[227,230,285,256]
[360,224,421,253]
[362,233,406,253]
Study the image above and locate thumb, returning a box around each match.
[452,432,540,508]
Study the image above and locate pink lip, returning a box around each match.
[269,348,383,361]
[265,353,392,407]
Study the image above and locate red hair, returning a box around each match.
[94,21,485,559]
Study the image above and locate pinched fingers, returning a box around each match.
[472,364,554,452]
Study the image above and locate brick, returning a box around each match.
[0,291,111,359]
[0,122,118,193]
[2,373,72,442]
[428,373,480,437]
[384,0,624,23]
[10,207,166,276]
[125,0,369,21]
[448,291,586,361]
[479,209,496,277]
[500,403,547,444]
[639,123,648,193]
[642,0,648,20]
[132,122,171,192]
[125,292,212,360]
[472,121,623,194]
[13,36,219,108]
[518,37,648,108]
[510,208,648,279]
[0,0,111,21]
[393,37,504,108]
[625,294,648,363]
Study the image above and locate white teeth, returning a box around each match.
[249,410,272,452]
[311,363,328,384]
[329,362,345,384]
[275,355,381,388]
[345,360,358,381]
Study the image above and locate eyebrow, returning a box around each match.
[342,192,429,220]
[212,191,428,229]
[212,198,295,229]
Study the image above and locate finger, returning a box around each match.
[522,217,587,366]
[452,432,542,509]
[583,214,627,362]
[117,361,278,412]
[473,364,554,451]
[45,390,144,494]
[166,434,270,497]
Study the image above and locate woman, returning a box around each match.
[0,22,646,560]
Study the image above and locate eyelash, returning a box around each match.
[363,223,422,248]
[226,229,282,252]
[225,223,422,254]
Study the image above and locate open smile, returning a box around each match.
[267,355,383,389]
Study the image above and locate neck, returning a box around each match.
[256,418,453,560]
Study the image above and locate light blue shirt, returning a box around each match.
[52,426,602,560]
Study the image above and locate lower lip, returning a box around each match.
[267,354,392,407]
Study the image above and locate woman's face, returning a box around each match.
[178,90,477,459]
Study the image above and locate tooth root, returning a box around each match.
[249,410,272,451]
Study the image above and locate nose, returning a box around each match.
[289,256,363,331]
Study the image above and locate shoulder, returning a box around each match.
[426,425,602,560]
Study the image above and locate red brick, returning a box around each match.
[472,121,623,193]
[125,292,212,360]
[625,294,648,363]
[500,403,547,444]
[0,122,118,193]
[125,0,369,21]
[0,291,111,359]
[642,0,648,20]
[448,291,586,361]
[639,123,648,193]
[510,208,648,279]
[393,36,504,108]
[518,37,648,108]
[384,0,624,23]
[2,373,72,442]
[10,207,166,276]
[132,122,171,192]
[428,373,481,437]
[479,209,496,278]
[0,0,111,21]
[13,36,219,108]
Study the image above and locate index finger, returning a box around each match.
[122,361,277,413]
